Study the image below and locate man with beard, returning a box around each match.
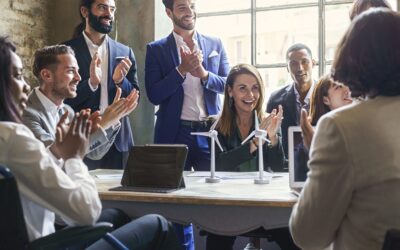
[267,43,316,164]
[145,0,229,249]
[63,0,139,170]
[23,44,139,164]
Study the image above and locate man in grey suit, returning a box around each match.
[23,44,138,163]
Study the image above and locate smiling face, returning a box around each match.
[48,54,81,103]
[85,0,116,34]
[9,51,31,116]
[167,0,196,31]
[228,73,261,115]
[323,82,353,110]
[287,49,315,87]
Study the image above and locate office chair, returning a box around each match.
[382,229,400,250]
[0,165,128,250]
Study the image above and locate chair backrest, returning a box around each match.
[382,229,400,250]
[0,165,30,249]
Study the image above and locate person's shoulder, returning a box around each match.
[147,35,170,47]
[269,83,292,99]
[63,36,82,47]
[0,122,33,140]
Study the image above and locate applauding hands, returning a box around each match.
[177,46,209,81]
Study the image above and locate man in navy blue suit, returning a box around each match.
[64,0,139,170]
[145,0,229,173]
[145,0,229,249]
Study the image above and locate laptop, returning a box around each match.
[288,126,310,190]
[110,144,188,193]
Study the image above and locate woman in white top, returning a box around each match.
[0,36,180,249]
[290,8,400,250]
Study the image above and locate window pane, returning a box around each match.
[257,0,317,8]
[325,4,352,61]
[256,7,318,65]
[197,0,250,13]
[197,14,251,65]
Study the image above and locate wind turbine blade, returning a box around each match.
[215,137,224,152]
[241,131,255,145]
[261,136,271,144]
[254,111,259,130]
[191,132,210,136]
[210,116,219,130]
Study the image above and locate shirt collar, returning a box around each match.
[82,31,108,52]
[173,31,198,52]
[35,87,64,116]
[293,81,316,106]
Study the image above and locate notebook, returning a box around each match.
[110,144,188,193]
[288,126,310,189]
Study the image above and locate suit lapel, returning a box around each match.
[285,84,299,125]
[167,33,179,67]
[107,37,116,90]
[75,34,92,72]
[28,90,57,136]
[196,32,208,69]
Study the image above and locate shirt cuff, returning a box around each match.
[88,79,99,92]
[176,67,186,79]
[46,146,64,168]
[64,158,87,175]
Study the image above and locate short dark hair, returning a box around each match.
[349,0,391,20]
[162,0,174,10]
[32,45,75,83]
[332,8,400,97]
[0,36,20,122]
[286,43,312,61]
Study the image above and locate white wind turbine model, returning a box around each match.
[241,111,271,184]
[191,118,223,183]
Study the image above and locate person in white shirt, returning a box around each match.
[290,8,400,250]
[0,36,180,249]
[23,44,138,163]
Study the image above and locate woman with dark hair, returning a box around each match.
[300,75,352,149]
[290,8,400,250]
[206,64,298,250]
[349,0,392,20]
[0,36,180,249]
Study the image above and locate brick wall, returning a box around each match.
[0,0,51,86]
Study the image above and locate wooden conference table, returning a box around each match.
[91,170,298,236]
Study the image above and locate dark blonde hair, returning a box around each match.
[217,64,265,137]
[333,8,400,97]
[309,75,335,125]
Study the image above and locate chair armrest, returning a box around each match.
[28,222,114,250]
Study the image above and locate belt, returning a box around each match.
[180,120,210,130]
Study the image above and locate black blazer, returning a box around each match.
[64,34,139,152]
[266,83,298,158]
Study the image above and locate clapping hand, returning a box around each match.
[300,109,314,150]
[99,87,139,129]
[112,57,132,85]
[89,52,102,88]
[265,105,283,146]
[50,110,91,160]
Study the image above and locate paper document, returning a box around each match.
[186,171,274,180]
[95,174,123,180]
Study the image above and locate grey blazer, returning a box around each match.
[22,89,120,160]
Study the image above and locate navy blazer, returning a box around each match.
[64,34,139,152]
[145,32,229,143]
[266,83,298,157]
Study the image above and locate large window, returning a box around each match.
[196,0,398,94]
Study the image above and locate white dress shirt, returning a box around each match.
[35,88,65,133]
[0,122,102,241]
[173,32,207,121]
[82,31,109,113]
